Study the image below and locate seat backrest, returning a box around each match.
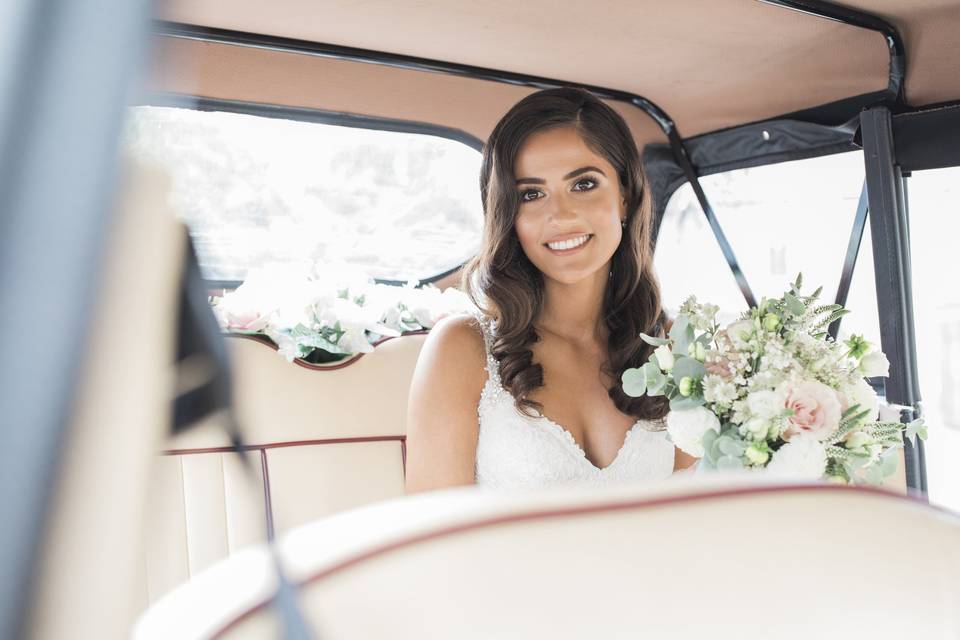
[135,476,960,640]
[143,332,427,603]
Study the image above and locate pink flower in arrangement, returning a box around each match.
[780,380,842,441]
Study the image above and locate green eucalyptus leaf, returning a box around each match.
[642,362,667,396]
[905,418,928,445]
[702,429,720,463]
[880,449,900,477]
[640,333,670,347]
[668,314,690,341]
[784,291,806,315]
[718,435,747,457]
[621,368,647,397]
[864,464,885,485]
[670,394,706,411]
[672,356,706,381]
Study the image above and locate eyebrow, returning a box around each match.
[515,165,606,185]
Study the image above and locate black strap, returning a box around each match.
[172,234,315,638]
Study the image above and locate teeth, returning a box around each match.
[547,234,590,251]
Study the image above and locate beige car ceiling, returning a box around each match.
[150,0,960,148]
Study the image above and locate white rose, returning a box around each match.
[846,377,880,421]
[654,344,675,372]
[859,351,890,378]
[766,436,828,480]
[746,389,782,420]
[725,319,754,350]
[666,407,721,458]
[744,417,770,439]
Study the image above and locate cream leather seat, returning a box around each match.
[144,332,427,602]
[135,474,960,640]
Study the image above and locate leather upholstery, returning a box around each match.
[135,475,960,640]
[144,333,426,602]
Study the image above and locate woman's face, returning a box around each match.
[513,126,625,286]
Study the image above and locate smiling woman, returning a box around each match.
[404,88,696,494]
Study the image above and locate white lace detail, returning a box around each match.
[473,314,676,488]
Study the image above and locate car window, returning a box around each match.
[655,151,875,332]
[904,166,960,512]
[123,105,483,283]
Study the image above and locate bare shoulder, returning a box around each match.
[404,313,488,493]
[416,313,488,388]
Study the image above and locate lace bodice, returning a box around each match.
[473,314,676,488]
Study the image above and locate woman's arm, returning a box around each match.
[672,447,700,474]
[404,314,488,494]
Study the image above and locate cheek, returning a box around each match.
[513,211,540,252]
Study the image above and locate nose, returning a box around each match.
[544,190,578,223]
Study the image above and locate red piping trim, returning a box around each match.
[260,450,275,541]
[223,331,428,371]
[161,435,406,456]
[213,483,947,638]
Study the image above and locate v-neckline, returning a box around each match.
[528,412,644,472]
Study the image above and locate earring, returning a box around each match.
[621,219,627,228]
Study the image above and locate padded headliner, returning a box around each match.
[150,0,960,146]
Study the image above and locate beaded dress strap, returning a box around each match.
[475,314,502,387]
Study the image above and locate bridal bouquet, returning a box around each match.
[621,275,926,484]
[212,263,475,363]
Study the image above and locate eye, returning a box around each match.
[520,189,543,202]
[572,177,598,191]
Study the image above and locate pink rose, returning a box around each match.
[705,330,736,380]
[214,306,271,332]
[780,380,842,441]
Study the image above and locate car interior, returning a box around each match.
[3,1,960,638]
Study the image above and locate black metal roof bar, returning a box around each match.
[153,21,761,306]
[860,105,925,494]
[828,179,869,339]
[757,0,906,103]
[144,92,485,150]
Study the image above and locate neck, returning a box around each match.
[537,266,610,345]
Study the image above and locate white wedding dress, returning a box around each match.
[473,315,676,488]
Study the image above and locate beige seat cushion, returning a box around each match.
[135,474,960,640]
[144,333,426,602]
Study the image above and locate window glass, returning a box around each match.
[708,152,865,304]
[904,167,960,512]
[655,183,749,324]
[656,152,870,327]
[123,105,483,282]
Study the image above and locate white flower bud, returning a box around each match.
[745,444,770,466]
[744,417,770,438]
[859,351,890,378]
[654,344,675,372]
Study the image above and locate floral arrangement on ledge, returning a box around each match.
[622,274,927,485]
[212,263,476,364]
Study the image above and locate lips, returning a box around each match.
[544,233,593,255]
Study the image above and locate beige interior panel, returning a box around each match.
[166,334,426,449]
[266,441,406,534]
[144,456,191,602]
[155,0,894,139]
[145,37,667,149]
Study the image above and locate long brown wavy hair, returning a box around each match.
[461,87,669,423]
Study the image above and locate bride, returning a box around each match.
[405,87,698,492]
